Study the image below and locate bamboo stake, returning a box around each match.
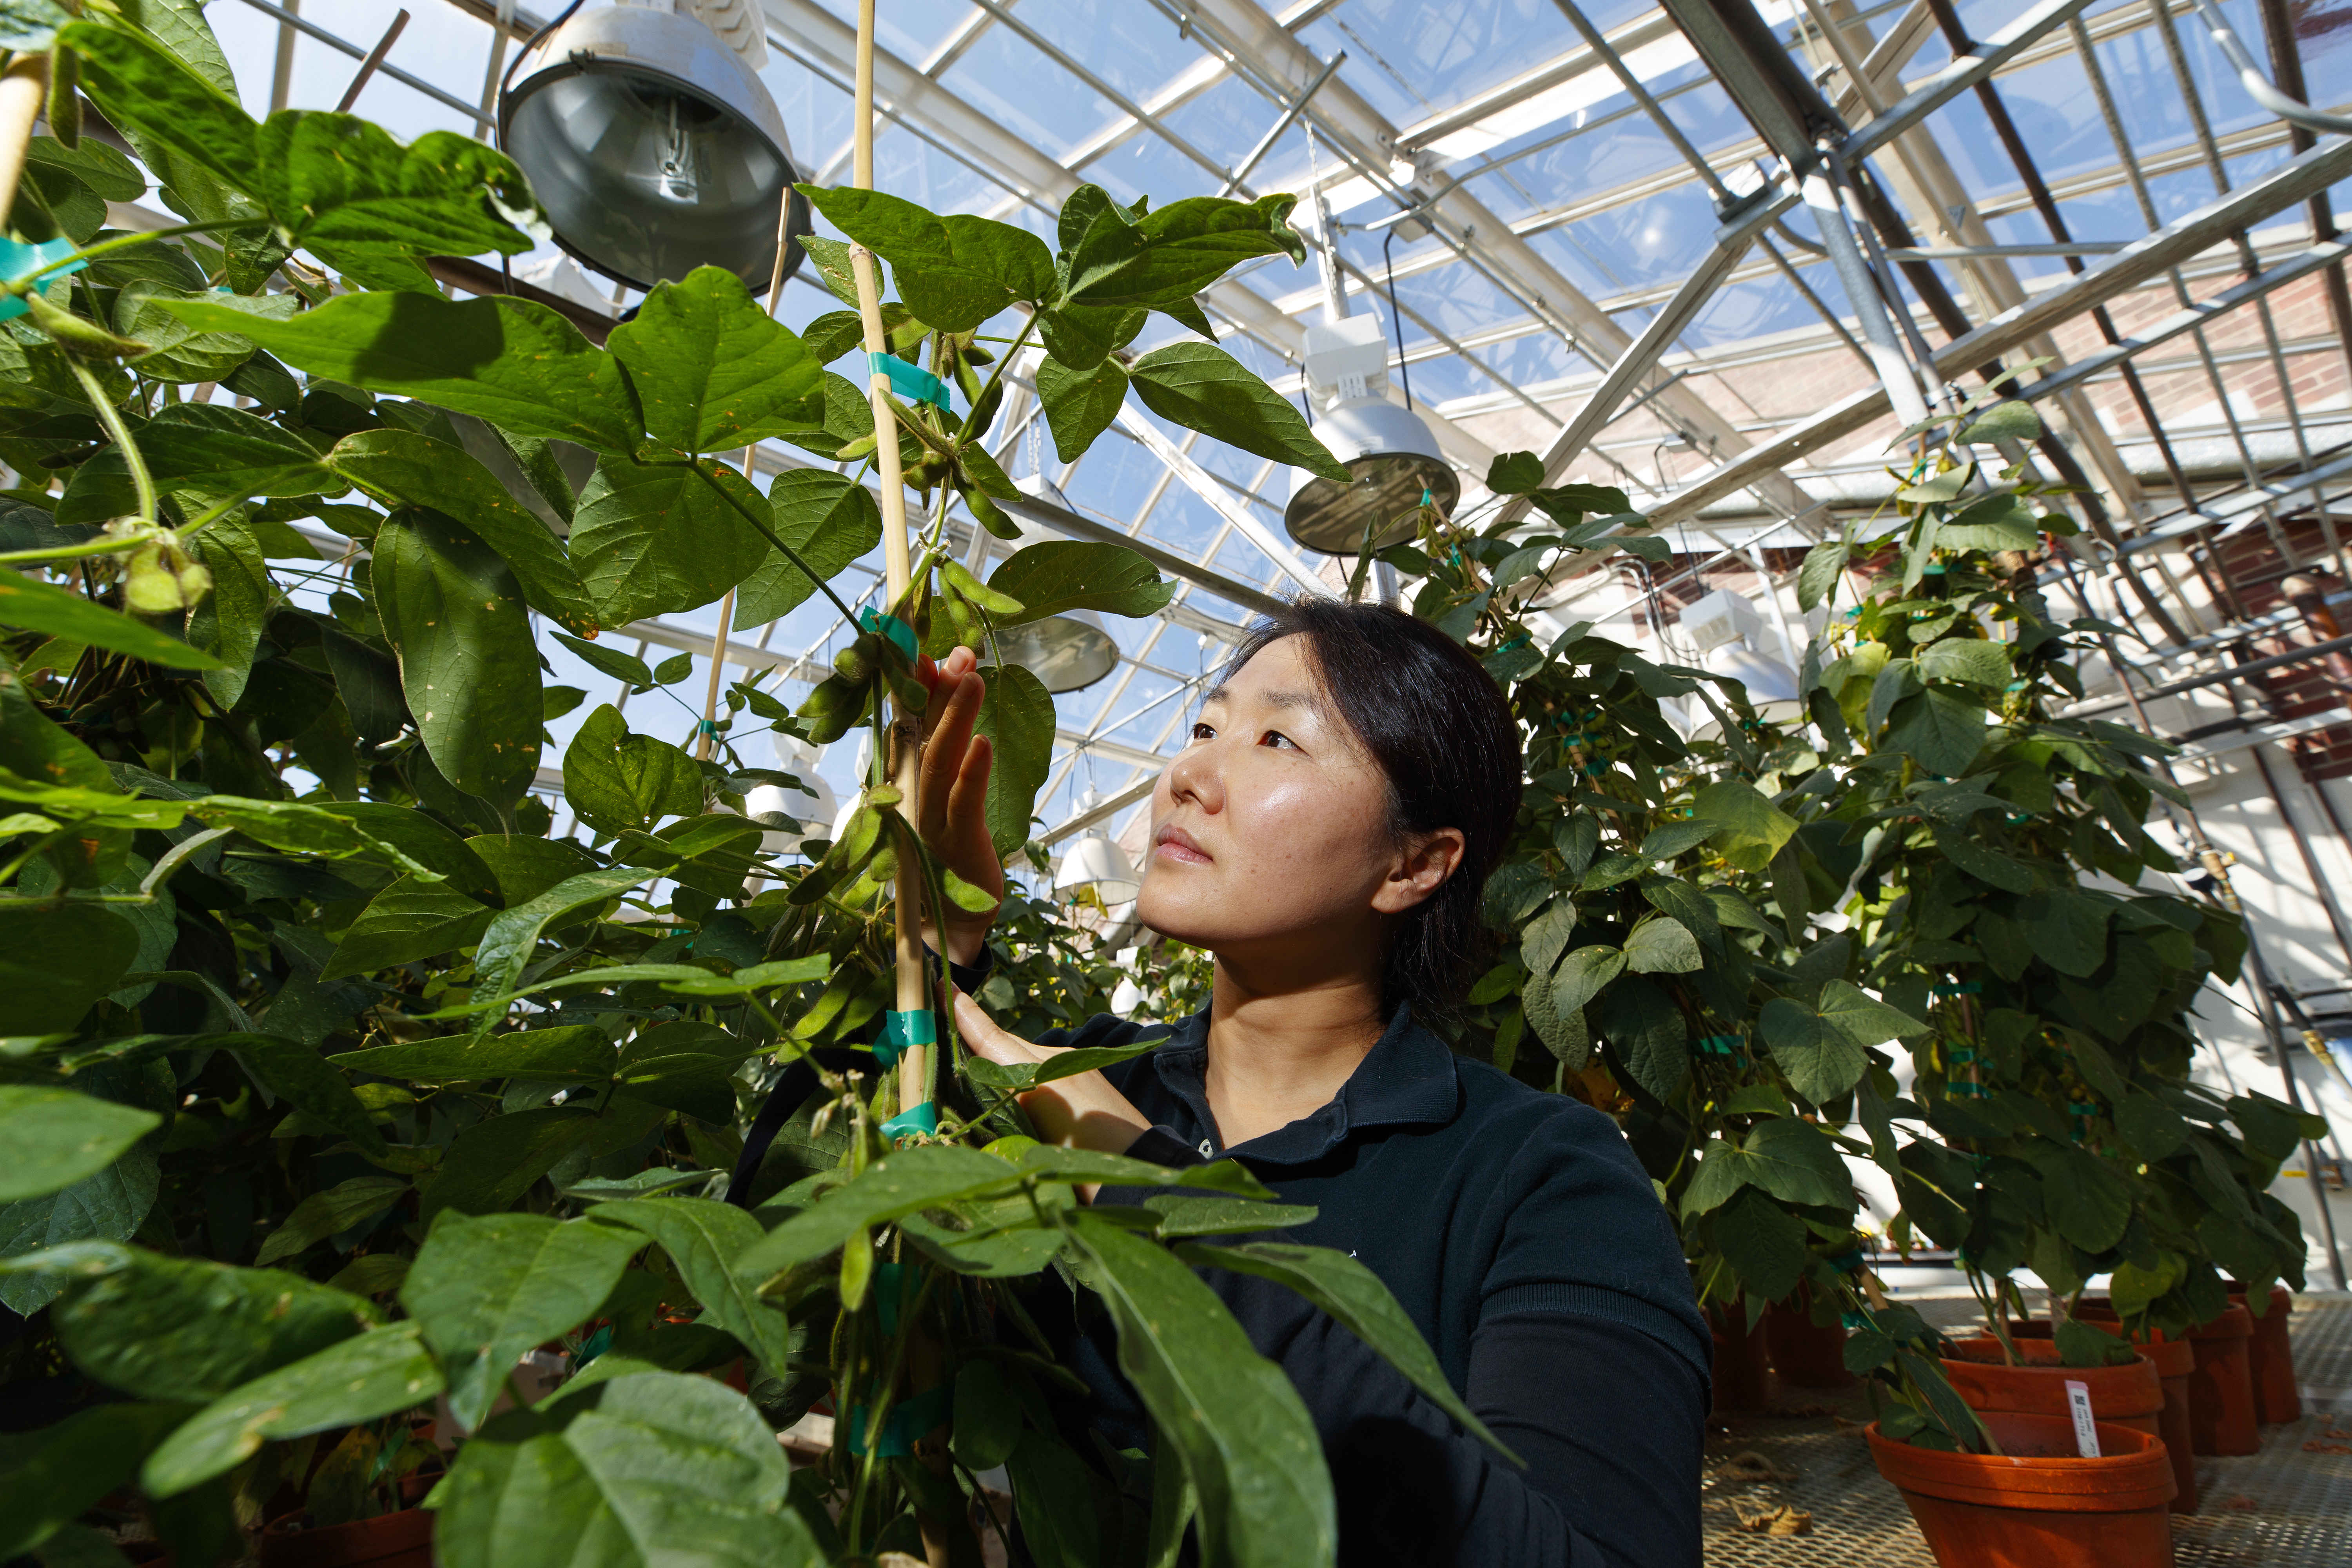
[847,0,931,1120]
[0,54,50,233]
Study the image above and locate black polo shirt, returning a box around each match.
[1033,1004,1711,1568]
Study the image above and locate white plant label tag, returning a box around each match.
[2065,1379,2100,1458]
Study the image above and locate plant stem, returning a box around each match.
[685,462,861,624]
[0,54,46,235]
[60,356,157,525]
[952,313,1037,445]
[5,220,261,295]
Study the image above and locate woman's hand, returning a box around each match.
[915,646,1001,967]
[953,989,1150,1155]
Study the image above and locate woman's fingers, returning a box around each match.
[919,666,986,844]
[952,990,1040,1067]
[918,646,979,745]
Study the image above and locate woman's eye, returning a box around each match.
[1259,730,1297,750]
[1191,722,1216,741]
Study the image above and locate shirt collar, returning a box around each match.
[1147,1003,1460,1165]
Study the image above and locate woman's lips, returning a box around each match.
[1154,824,1212,865]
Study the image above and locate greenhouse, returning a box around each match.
[2,0,2350,1563]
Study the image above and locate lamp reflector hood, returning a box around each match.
[1283,399,1460,555]
[501,1,809,290]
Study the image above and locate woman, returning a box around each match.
[761,601,1710,1565]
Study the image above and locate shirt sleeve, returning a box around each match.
[1252,1299,1705,1568]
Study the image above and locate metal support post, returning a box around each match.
[1799,165,1931,426]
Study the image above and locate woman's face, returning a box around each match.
[1136,635,1461,977]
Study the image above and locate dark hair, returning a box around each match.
[1218,599,1521,1022]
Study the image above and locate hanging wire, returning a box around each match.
[1382,227,1413,411]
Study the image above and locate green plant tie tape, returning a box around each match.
[1829,1249,1866,1273]
[871,1261,916,1336]
[857,606,918,662]
[696,718,718,736]
[849,1383,951,1457]
[868,351,952,412]
[880,1100,938,1142]
[0,238,84,320]
[874,1007,936,1067]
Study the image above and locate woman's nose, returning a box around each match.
[1162,733,1221,811]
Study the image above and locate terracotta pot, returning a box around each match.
[1763,1294,1855,1387]
[2227,1282,2299,1424]
[2183,1303,2259,1455]
[1867,1411,2177,1568]
[1709,1304,1769,1413]
[2007,1320,2197,1513]
[1939,1336,2165,1441]
[257,1508,432,1568]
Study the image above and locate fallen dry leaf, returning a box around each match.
[2223,1495,2256,1511]
[1734,1501,1813,1535]
[2301,1441,2351,1454]
[1724,1449,1800,1483]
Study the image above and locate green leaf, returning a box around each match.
[986,540,1175,625]
[402,1212,644,1430]
[1956,400,2041,446]
[0,1087,159,1201]
[60,20,259,194]
[1884,688,1989,778]
[1715,1186,1808,1301]
[431,1370,820,1568]
[1547,944,1624,1016]
[731,471,881,632]
[1127,342,1349,482]
[571,456,770,628]
[1483,451,1543,495]
[0,904,144,1034]
[1143,1195,1319,1238]
[1064,191,1305,308]
[423,1108,596,1220]
[799,187,1057,332]
[45,1244,377,1401]
[587,1199,794,1373]
[1930,822,2034,894]
[1622,915,1702,974]
[327,428,595,635]
[607,267,824,451]
[0,2,70,53]
[373,508,542,804]
[256,111,535,258]
[252,1176,408,1267]
[1035,356,1130,463]
[1760,998,1867,1108]
[113,283,279,383]
[136,402,336,499]
[320,876,495,980]
[157,292,642,451]
[2026,1143,2135,1252]
[1796,539,1848,612]
[1596,976,1687,1099]
[563,704,704,837]
[1073,1218,1333,1566]
[2016,889,2111,978]
[0,1145,158,1316]
[1916,637,2013,690]
[1691,779,1800,872]
[952,1360,1023,1472]
[332,1026,617,1083]
[1742,1117,1853,1208]
[210,1032,384,1156]
[974,662,1055,862]
[737,1145,1025,1278]
[0,1402,189,1560]
[1178,1240,1515,1461]
[467,867,657,1030]
[0,569,224,670]
[141,1323,443,1497]
[1017,1145,1274,1198]
[1936,493,2042,552]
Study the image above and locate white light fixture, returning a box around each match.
[1678,589,1802,730]
[1281,240,1459,555]
[1054,790,1141,905]
[500,0,809,290]
[996,608,1117,693]
[742,734,837,856]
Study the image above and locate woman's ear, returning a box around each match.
[1372,827,1467,915]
